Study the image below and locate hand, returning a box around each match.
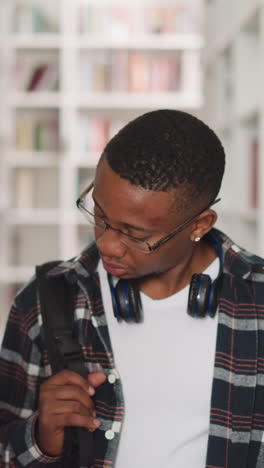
[36,369,106,456]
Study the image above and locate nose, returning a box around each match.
[95,226,127,259]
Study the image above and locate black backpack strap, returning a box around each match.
[36,261,94,468]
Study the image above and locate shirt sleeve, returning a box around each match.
[0,278,62,466]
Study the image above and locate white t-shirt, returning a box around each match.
[98,258,219,468]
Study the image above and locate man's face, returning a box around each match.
[93,158,196,280]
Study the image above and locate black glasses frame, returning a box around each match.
[76,182,221,253]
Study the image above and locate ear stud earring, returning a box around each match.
[194,236,201,242]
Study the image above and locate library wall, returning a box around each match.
[203,0,264,257]
[0,0,204,339]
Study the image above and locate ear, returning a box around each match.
[190,209,218,241]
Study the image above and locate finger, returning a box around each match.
[56,412,101,432]
[87,372,107,389]
[40,400,96,419]
[41,384,95,411]
[42,369,93,394]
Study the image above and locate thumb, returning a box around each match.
[87,371,107,389]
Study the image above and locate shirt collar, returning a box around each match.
[46,241,100,282]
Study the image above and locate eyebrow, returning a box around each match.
[93,197,156,234]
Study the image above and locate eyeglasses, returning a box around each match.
[76,181,220,254]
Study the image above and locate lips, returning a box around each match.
[102,259,128,277]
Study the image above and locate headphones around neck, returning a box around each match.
[107,234,223,323]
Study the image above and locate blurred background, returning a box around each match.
[0,0,263,336]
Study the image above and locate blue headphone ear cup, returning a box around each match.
[207,275,222,318]
[108,274,122,321]
[127,280,142,322]
[115,279,142,323]
[188,274,212,318]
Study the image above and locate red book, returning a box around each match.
[27,64,48,91]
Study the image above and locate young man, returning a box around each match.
[0,109,264,468]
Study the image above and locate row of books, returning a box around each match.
[13,2,201,36]
[14,1,59,34]
[13,131,259,211]
[14,51,195,94]
[14,55,59,91]
[78,3,202,36]
[16,114,60,151]
[12,166,95,211]
[13,167,59,210]
[80,52,182,93]
[77,116,125,154]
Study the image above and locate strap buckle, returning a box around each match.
[54,329,82,361]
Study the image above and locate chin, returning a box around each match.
[125,271,160,281]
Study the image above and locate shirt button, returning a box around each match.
[105,430,115,440]
[108,373,116,384]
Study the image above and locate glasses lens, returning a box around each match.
[79,205,106,230]
[119,234,150,253]
[81,188,94,213]
[79,191,104,230]
[79,203,95,224]
[78,186,151,253]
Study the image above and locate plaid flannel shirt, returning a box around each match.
[0,228,264,468]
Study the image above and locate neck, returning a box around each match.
[137,240,217,300]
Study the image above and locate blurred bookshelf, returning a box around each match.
[203,0,264,257]
[0,0,203,328]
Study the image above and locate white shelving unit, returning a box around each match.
[203,0,264,256]
[0,0,203,322]
[0,0,13,334]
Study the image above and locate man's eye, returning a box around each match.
[125,232,150,242]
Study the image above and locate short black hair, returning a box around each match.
[103,109,225,212]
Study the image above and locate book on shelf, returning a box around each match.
[128,53,149,93]
[16,114,59,152]
[14,169,34,210]
[145,6,179,34]
[27,64,48,91]
[77,3,201,36]
[148,55,181,92]
[77,116,125,155]
[78,5,131,37]
[27,64,59,92]
[15,55,59,92]
[110,51,129,92]
[80,52,182,93]
[13,167,58,210]
[93,52,112,93]
[14,1,59,34]
[34,119,59,151]
[16,115,34,151]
